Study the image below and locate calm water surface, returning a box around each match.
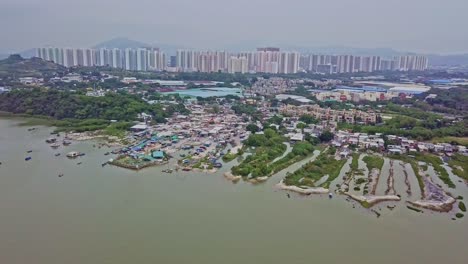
[0,118,467,264]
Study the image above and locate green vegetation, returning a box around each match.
[362,155,384,171]
[0,55,66,78]
[455,213,464,219]
[231,129,286,177]
[355,178,367,185]
[389,155,425,196]
[448,154,468,181]
[222,151,241,162]
[267,142,315,175]
[0,89,190,134]
[413,153,454,188]
[350,154,360,171]
[339,111,468,141]
[459,202,466,212]
[284,148,347,188]
[318,130,334,143]
[391,152,455,188]
[299,114,318,124]
[246,123,260,133]
[0,89,189,121]
[423,87,468,115]
[103,122,132,138]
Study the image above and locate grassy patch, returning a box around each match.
[459,202,466,212]
[284,148,347,188]
[448,154,468,181]
[350,153,360,171]
[456,213,464,218]
[231,130,287,177]
[362,155,384,171]
[414,153,454,188]
[222,152,240,162]
[355,178,367,185]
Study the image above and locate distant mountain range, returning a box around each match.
[1,37,468,66]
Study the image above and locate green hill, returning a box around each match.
[0,54,66,78]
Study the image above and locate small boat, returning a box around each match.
[162,169,173,173]
[27,128,36,131]
[104,152,110,156]
[55,153,61,157]
[66,151,80,158]
[25,157,32,161]
[58,173,64,177]
[45,138,57,144]
[77,162,82,165]
[328,193,333,199]
[62,140,72,146]
[182,167,191,171]
[50,143,60,149]
[102,163,107,167]
[27,150,33,153]
[79,153,85,157]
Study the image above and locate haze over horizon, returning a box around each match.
[1,0,467,55]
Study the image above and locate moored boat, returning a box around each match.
[45,138,57,144]
[50,143,60,149]
[66,151,80,158]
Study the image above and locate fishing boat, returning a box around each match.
[25,157,32,161]
[66,151,80,158]
[45,138,57,144]
[162,169,173,173]
[77,162,82,165]
[62,140,72,146]
[58,173,64,177]
[55,153,61,157]
[50,143,60,149]
[27,150,33,153]
[102,162,108,167]
[104,152,110,156]
[182,167,191,171]
[328,193,333,199]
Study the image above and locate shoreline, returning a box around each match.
[345,193,401,208]
[407,197,456,212]
[275,180,329,195]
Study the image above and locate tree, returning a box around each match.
[246,124,260,134]
[319,130,334,142]
[299,114,318,124]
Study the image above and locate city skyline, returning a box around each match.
[35,46,428,74]
[1,0,468,54]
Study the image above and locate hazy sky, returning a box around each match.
[1,0,467,54]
